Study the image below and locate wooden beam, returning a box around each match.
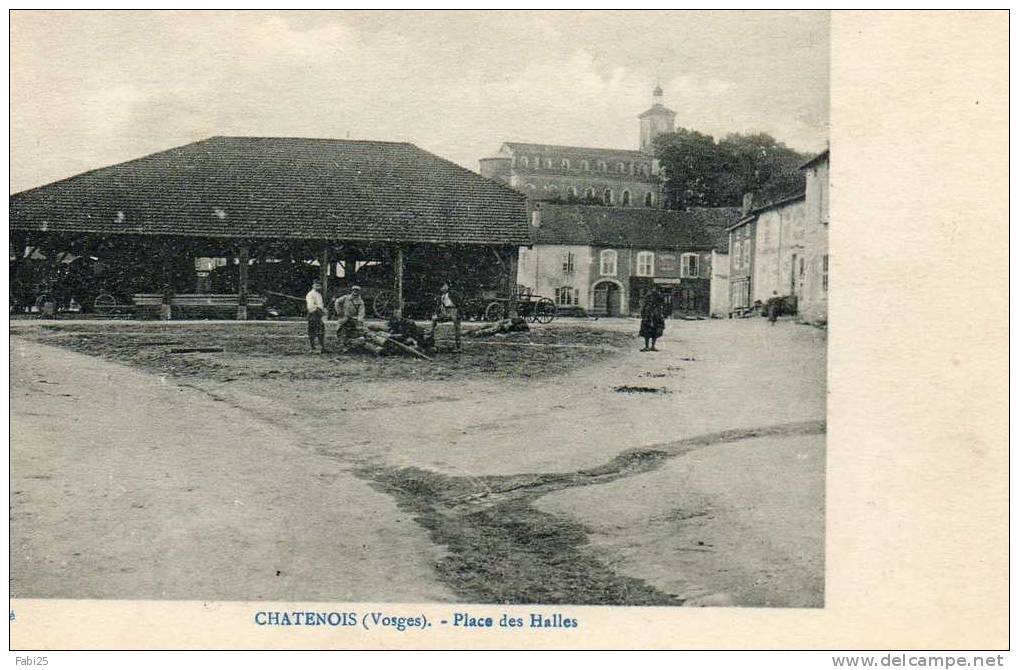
[394,246,405,318]
[236,244,250,320]
[319,245,331,301]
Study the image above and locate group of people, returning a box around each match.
[306,280,688,356]
[304,280,461,353]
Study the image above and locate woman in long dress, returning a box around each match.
[639,286,666,352]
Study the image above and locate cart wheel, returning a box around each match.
[93,293,117,314]
[483,301,504,322]
[533,298,557,324]
[373,290,394,319]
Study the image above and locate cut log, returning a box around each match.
[467,317,529,338]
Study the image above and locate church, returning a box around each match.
[478,86,676,208]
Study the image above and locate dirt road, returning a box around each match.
[11,317,825,606]
[10,338,453,602]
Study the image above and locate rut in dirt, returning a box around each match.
[362,419,825,606]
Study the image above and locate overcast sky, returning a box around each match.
[10,10,829,193]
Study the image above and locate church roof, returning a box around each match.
[10,136,530,246]
[530,204,740,252]
[638,103,677,119]
[502,142,648,160]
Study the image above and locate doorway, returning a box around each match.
[593,281,621,316]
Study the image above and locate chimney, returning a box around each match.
[741,192,755,216]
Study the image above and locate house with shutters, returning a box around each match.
[517,203,740,317]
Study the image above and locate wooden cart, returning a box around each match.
[482,286,557,324]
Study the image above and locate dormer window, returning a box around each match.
[598,161,607,172]
[581,160,589,171]
[617,162,625,173]
[621,190,631,206]
[520,156,529,168]
[561,159,571,169]
[545,158,553,169]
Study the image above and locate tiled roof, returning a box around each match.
[800,148,829,169]
[531,204,740,251]
[728,192,806,231]
[10,136,530,246]
[502,142,649,160]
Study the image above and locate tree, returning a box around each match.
[654,130,809,209]
[654,128,724,209]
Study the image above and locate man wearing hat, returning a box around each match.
[334,285,367,350]
[305,279,326,352]
[429,282,462,352]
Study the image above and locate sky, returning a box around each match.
[10,10,829,193]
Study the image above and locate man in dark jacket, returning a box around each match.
[429,282,462,352]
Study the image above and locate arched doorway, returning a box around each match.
[592,280,622,316]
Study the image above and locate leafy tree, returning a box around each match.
[654,130,809,209]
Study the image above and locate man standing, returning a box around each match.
[767,290,780,325]
[305,280,326,352]
[334,285,367,350]
[429,282,462,352]
[639,285,666,352]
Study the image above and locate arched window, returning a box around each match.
[545,158,553,169]
[548,183,559,193]
[600,249,618,276]
[644,192,653,207]
[581,160,589,171]
[562,159,571,169]
[622,190,631,206]
[598,161,607,172]
[636,251,654,277]
[604,188,613,205]
[617,162,626,173]
[585,188,595,200]
[520,156,529,168]
[569,186,579,198]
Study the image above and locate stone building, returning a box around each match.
[479,86,676,208]
[796,149,830,323]
[724,148,829,322]
[517,203,739,317]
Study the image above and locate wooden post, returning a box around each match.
[506,247,519,317]
[236,244,249,320]
[319,245,331,303]
[394,246,405,318]
[159,240,174,321]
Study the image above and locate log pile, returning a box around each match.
[467,317,530,338]
[345,320,433,360]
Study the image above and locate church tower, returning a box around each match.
[638,84,676,153]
